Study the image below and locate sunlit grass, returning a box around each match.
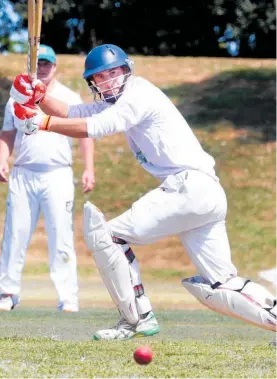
[0,308,275,378]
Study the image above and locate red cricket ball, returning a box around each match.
[133,345,153,365]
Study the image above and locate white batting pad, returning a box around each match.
[258,268,277,288]
[83,201,139,324]
[182,276,276,332]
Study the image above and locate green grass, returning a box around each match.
[0,308,275,378]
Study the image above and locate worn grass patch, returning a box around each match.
[0,308,275,378]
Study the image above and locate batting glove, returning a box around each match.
[14,103,51,135]
[10,74,46,107]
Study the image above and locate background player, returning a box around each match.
[0,44,95,312]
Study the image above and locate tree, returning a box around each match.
[0,0,24,52]
[212,0,276,57]
[8,0,277,57]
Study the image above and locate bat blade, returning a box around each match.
[28,0,43,81]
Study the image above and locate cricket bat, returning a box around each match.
[27,0,43,81]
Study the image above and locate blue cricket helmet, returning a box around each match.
[83,44,133,79]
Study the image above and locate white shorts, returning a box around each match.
[109,170,237,284]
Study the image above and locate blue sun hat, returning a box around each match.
[38,44,56,63]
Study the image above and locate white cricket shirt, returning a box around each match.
[3,80,82,171]
[68,76,217,181]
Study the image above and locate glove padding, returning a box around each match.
[14,103,51,134]
[10,74,46,107]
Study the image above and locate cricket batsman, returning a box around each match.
[9,44,276,340]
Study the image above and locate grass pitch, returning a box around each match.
[0,307,275,378]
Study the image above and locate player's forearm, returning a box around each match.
[79,138,95,172]
[48,117,88,137]
[0,140,11,161]
[40,94,69,118]
[0,130,16,159]
[47,115,119,139]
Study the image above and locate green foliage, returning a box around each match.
[13,0,74,20]
[10,0,276,57]
[0,0,24,53]
[213,0,276,35]
[212,0,276,56]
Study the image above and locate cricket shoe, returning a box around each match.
[93,311,160,341]
[0,294,20,311]
[57,301,79,313]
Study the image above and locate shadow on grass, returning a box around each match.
[163,67,276,142]
[1,69,276,141]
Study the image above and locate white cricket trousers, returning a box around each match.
[109,170,238,285]
[0,165,78,305]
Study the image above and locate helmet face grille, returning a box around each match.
[87,72,131,103]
